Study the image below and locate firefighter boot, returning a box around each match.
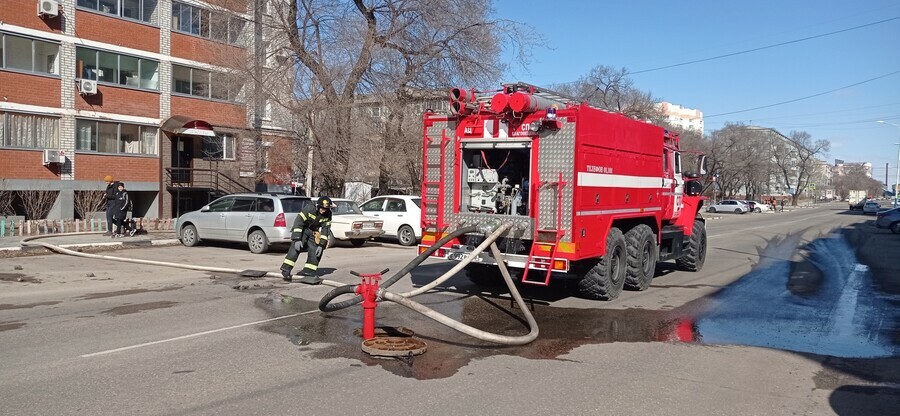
[296,268,322,285]
[281,268,292,282]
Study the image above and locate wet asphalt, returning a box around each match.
[0,202,897,415]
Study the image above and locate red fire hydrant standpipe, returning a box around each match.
[351,268,389,340]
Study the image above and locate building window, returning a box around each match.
[77,0,159,24]
[171,2,245,45]
[0,112,59,149]
[76,47,159,91]
[0,33,59,75]
[76,119,158,155]
[202,134,235,160]
[171,64,241,101]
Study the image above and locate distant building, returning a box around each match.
[832,161,873,178]
[657,102,703,135]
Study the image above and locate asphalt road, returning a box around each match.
[1,202,897,415]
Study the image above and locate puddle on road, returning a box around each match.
[76,286,183,300]
[0,273,41,283]
[0,301,61,310]
[253,231,898,379]
[100,301,179,316]
[0,321,26,332]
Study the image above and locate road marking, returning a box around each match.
[81,309,320,358]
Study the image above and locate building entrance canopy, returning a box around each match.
[161,115,216,137]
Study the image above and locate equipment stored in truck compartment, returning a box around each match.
[419,82,708,300]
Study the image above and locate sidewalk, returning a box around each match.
[0,231,180,258]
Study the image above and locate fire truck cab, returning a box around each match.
[420,82,707,300]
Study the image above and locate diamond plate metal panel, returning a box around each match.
[536,120,576,241]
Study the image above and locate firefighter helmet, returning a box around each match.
[316,196,333,210]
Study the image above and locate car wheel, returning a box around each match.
[180,224,200,247]
[247,229,269,254]
[350,239,366,247]
[734,208,743,214]
[708,207,717,213]
[891,222,900,234]
[397,225,416,246]
[754,207,762,213]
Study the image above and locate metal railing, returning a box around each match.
[164,167,253,196]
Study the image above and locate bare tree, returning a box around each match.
[0,179,15,216]
[833,165,883,199]
[18,190,58,220]
[772,131,830,205]
[259,0,538,195]
[551,65,664,121]
[74,191,107,221]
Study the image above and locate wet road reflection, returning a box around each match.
[693,233,898,358]
[254,231,898,379]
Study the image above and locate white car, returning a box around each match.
[360,195,422,246]
[863,200,881,215]
[314,198,384,247]
[707,200,749,214]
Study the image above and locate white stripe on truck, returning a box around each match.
[577,172,666,189]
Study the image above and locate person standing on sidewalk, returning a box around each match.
[104,176,117,235]
[112,182,131,237]
[780,198,786,212]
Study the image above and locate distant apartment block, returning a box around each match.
[832,160,873,178]
[657,102,703,135]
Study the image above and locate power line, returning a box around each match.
[628,16,900,75]
[722,102,900,123]
[705,69,900,118]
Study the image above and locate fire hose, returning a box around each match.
[20,224,539,346]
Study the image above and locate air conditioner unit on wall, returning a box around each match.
[38,0,59,18]
[77,79,98,95]
[43,149,65,165]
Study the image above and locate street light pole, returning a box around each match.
[877,121,900,207]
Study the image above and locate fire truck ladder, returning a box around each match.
[421,131,450,227]
[521,173,567,286]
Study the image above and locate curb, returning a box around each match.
[0,239,181,257]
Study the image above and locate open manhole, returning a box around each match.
[361,336,427,357]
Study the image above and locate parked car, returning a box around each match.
[176,193,311,254]
[707,200,750,214]
[749,201,770,213]
[875,208,900,234]
[360,195,422,246]
[314,197,384,247]
[863,200,882,215]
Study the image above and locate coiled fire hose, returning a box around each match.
[21,225,539,345]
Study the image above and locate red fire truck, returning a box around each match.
[419,82,708,300]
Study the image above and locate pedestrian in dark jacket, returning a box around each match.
[104,175,117,235]
[112,182,130,237]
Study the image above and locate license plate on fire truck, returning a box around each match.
[448,252,484,262]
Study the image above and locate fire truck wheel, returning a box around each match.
[464,263,511,287]
[624,225,657,291]
[577,227,627,300]
[676,219,707,272]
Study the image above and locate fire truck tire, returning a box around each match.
[676,219,707,272]
[577,227,627,300]
[465,263,511,287]
[624,225,657,291]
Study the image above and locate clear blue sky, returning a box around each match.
[494,0,900,183]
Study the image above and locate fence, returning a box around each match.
[0,218,177,237]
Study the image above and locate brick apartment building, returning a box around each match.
[0,0,296,220]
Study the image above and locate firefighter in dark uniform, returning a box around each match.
[281,196,333,282]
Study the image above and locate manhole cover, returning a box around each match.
[361,336,427,357]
